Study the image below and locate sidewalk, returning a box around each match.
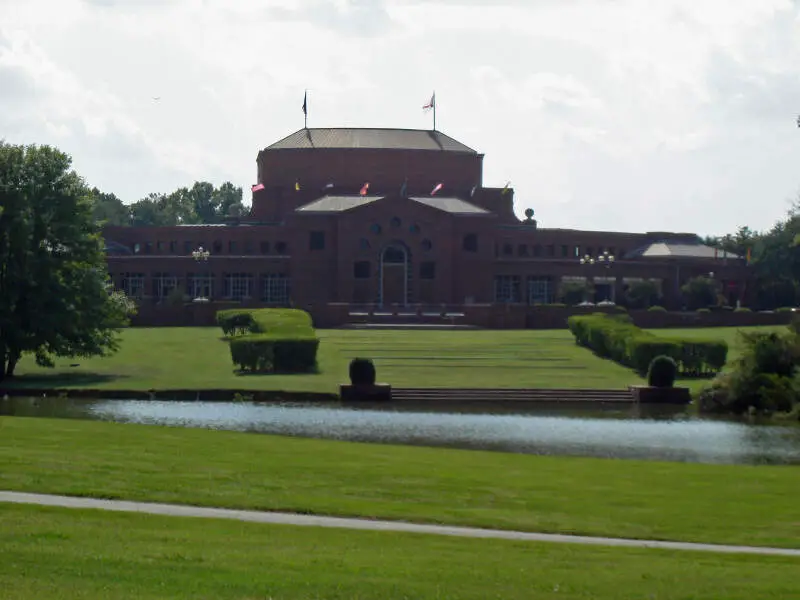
[2,491,798,558]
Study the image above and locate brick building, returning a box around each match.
[103,127,750,326]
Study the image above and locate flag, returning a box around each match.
[251,183,264,192]
[501,181,511,196]
[430,182,443,196]
[302,91,307,116]
[423,92,435,111]
[295,179,301,191]
[360,182,370,196]
[746,247,752,263]
[399,178,408,197]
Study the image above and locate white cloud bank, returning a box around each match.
[2,0,800,235]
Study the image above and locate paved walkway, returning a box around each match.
[2,491,799,558]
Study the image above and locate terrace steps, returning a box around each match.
[389,387,634,403]
[341,323,481,330]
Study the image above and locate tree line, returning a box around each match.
[91,181,248,227]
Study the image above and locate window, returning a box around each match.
[561,245,569,257]
[169,241,177,254]
[156,241,165,253]
[244,240,253,255]
[144,242,153,255]
[120,273,144,299]
[228,241,238,254]
[546,245,555,257]
[133,243,141,254]
[213,240,223,254]
[586,246,593,257]
[224,273,253,300]
[502,243,513,256]
[463,233,478,252]
[527,277,553,305]
[184,241,194,254]
[310,231,325,251]
[354,261,371,279]
[153,272,178,301]
[494,275,521,303]
[420,261,436,280]
[518,244,528,257]
[188,272,213,299]
[608,246,616,256]
[275,241,287,254]
[574,245,581,257]
[262,273,290,304]
[260,241,270,254]
[421,239,432,252]
[533,244,542,257]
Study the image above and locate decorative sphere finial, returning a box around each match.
[524,208,534,219]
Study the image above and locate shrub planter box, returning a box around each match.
[340,383,392,402]
[629,385,692,405]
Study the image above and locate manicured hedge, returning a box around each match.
[219,308,319,373]
[567,314,728,376]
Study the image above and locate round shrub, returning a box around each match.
[647,355,677,388]
[349,358,376,386]
[647,305,667,312]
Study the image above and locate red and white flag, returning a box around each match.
[251,183,264,192]
[360,182,370,196]
[430,182,443,196]
[423,92,435,111]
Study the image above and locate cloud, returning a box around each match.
[1,0,800,234]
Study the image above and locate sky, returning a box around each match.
[2,0,800,236]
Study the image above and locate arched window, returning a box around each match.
[383,246,406,264]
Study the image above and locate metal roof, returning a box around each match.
[295,195,382,213]
[266,128,477,153]
[627,242,739,260]
[409,196,490,214]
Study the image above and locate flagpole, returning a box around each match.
[433,91,436,131]
[304,90,308,129]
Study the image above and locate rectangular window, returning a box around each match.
[261,274,290,304]
[493,275,521,303]
[228,241,238,254]
[420,261,436,280]
[574,245,581,257]
[183,241,193,255]
[517,244,528,257]
[144,242,153,255]
[169,241,177,254]
[224,273,253,300]
[527,276,553,305]
[153,272,178,301]
[546,245,555,257]
[156,241,165,253]
[187,272,214,299]
[533,245,542,257]
[120,273,145,299]
[260,241,270,254]
[244,240,253,255]
[586,246,594,257]
[310,231,325,251]
[561,245,568,257]
[353,261,371,279]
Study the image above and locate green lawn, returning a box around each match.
[2,417,798,549]
[1,504,797,600]
[7,325,780,393]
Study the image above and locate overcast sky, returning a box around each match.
[2,0,800,235]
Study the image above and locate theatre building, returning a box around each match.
[103,127,751,327]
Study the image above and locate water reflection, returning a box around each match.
[2,396,799,465]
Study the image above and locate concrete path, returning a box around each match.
[2,491,799,558]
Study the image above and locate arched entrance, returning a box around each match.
[380,244,409,306]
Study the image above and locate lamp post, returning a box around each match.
[191,246,211,303]
[579,251,616,303]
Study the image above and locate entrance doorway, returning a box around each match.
[380,245,408,306]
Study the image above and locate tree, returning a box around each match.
[213,181,245,221]
[558,280,593,305]
[0,142,133,380]
[681,276,720,310]
[89,187,130,226]
[624,280,661,309]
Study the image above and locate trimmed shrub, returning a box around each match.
[647,305,667,312]
[696,308,711,314]
[221,308,319,373]
[647,355,677,388]
[349,358,376,386]
[734,307,751,313]
[776,306,795,313]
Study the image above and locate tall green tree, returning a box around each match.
[89,187,130,226]
[213,181,245,220]
[0,142,133,380]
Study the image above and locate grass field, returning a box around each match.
[7,325,782,392]
[1,503,797,600]
[2,417,798,549]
